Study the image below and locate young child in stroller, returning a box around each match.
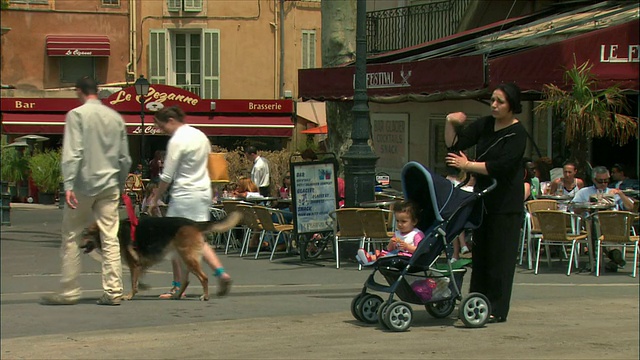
[356,201,425,265]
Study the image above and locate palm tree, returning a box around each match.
[535,60,638,179]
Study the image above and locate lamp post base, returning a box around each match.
[342,144,378,208]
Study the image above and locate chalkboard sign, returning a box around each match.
[290,158,338,235]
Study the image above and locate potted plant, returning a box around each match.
[28,149,62,204]
[1,145,30,201]
[535,60,638,180]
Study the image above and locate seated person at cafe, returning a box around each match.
[233,177,260,198]
[549,161,584,197]
[571,166,634,211]
[609,163,639,190]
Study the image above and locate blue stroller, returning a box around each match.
[350,162,496,331]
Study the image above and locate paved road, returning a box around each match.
[1,205,638,359]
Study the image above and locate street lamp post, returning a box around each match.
[342,0,378,207]
[134,75,150,176]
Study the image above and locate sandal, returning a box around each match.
[158,285,186,299]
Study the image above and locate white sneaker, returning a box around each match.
[356,249,372,265]
[461,246,470,255]
[449,257,458,264]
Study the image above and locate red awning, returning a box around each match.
[46,35,111,57]
[298,55,485,101]
[300,125,327,134]
[1,113,293,137]
[489,20,639,92]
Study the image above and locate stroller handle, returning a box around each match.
[478,178,498,197]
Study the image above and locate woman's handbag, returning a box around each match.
[207,153,230,181]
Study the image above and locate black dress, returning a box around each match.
[450,115,527,320]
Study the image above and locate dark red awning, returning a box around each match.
[46,35,111,57]
[489,19,639,92]
[1,113,293,137]
[298,55,485,101]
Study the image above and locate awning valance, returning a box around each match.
[46,35,111,57]
[1,113,293,137]
[300,125,327,134]
[489,19,639,92]
[298,55,485,101]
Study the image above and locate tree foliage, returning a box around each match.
[1,0,10,10]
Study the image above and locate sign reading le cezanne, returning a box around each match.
[106,84,294,114]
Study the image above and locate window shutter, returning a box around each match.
[309,31,316,68]
[302,32,309,69]
[184,0,202,12]
[203,29,220,99]
[149,30,167,84]
[167,0,181,12]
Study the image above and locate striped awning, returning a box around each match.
[46,35,111,57]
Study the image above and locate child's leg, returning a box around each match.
[452,237,460,260]
[459,232,469,253]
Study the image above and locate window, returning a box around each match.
[149,29,220,99]
[167,0,202,12]
[301,30,316,69]
[60,58,95,84]
[101,0,119,6]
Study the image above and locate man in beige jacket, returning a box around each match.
[41,76,131,306]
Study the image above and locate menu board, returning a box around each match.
[371,113,408,179]
[291,160,338,234]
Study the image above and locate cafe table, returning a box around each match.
[568,201,617,273]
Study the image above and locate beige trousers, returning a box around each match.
[59,187,123,299]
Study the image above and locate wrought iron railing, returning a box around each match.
[366,0,471,54]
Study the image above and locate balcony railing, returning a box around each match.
[366,0,471,55]
[175,84,201,96]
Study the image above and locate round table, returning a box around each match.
[568,201,616,273]
[538,194,572,201]
[359,199,397,208]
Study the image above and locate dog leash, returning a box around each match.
[122,194,138,243]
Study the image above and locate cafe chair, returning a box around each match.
[534,210,588,276]
[330,208,366,269]
[235,204,263,257]
[222,201,247,254]
[520,200,558,269]
[595,211,639,277]
[208,207,228,248]
[357,208,395,256]
[252,206,294,261]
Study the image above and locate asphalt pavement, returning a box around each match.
[1,204,638,359]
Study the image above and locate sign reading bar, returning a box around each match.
[291,160,338,234]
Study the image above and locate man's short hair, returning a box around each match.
[75,76,98,95]
[244,145,257,155]
[591,166,609,180]
[611,163,625,174]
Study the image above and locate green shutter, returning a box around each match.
[203,29,220,99]
[149,30,167,84]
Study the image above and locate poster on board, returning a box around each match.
[291,159,338,235]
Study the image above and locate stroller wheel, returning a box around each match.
[425,299,455,319]
[384,302,413,332]
[459,293,491,328]
[377,300,396,330]
[358,294,383,324]
[350,293,366,322]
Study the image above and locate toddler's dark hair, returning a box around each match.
[393,200,420,222]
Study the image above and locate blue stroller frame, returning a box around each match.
[350,162,496,331]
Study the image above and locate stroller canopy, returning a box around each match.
[401,162,483,238]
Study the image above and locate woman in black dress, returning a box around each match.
[444,83,527,323]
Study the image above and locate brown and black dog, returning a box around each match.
[81,211,242,301]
